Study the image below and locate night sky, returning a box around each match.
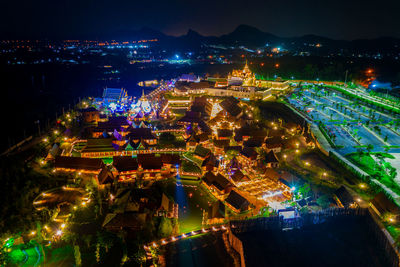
[2,0,400,40]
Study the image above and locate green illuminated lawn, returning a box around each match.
[8,244,44,267]
[102,158,114,165]
[181,160,202,174]
[162,180,214,233]
[346,152,400,195]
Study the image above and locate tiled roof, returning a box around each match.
[55,156,104,171]
[81,138,116,153]
[194,145,211,158]
[225,190,249,211]
[137,154,163,170]
[113,156,139,172]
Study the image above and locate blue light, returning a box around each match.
[291,186,296,191]
[175,54,180,59]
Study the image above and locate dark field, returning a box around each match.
[237,216,391,267]
[164,233,234,267]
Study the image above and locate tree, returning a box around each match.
[158,217,173,238]
[74,245,82,267]
[356,147,364,161]
[316,195,330,209]
[97,231,117,253]
[366,144,374,155]
[298,183,311,198]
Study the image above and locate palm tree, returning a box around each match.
[366,144,374,155]
[357,147,364,161]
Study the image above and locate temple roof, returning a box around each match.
[225,190,249,211]
[203,171,233,192]
[55,156,105,171]
[113,156,139,172]
[81,138,116,153]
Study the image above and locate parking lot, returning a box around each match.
[288,85,400,155]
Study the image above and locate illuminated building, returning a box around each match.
[264,150,279,168]
[130,90,154,120]
[102,87,128,104]
[207,201,225,225]
[224,190,250,213]
[54,156,105,174]
[229,60,290,90]
[202,171,233,196]
[113,154,180,181]
[81,107,100,123]
[230,60,255,82]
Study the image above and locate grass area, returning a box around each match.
[183,152,203,166]
[346,152,400,195]
[43,245,75,266]
[318,124,336,148]
[326,85,400,114]
[162,179,214,233]
[181,160,202,174]
[164,93,191,100]
[102,158,113,165]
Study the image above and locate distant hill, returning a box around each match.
[11,24,397,53]
[98,24,399,53]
